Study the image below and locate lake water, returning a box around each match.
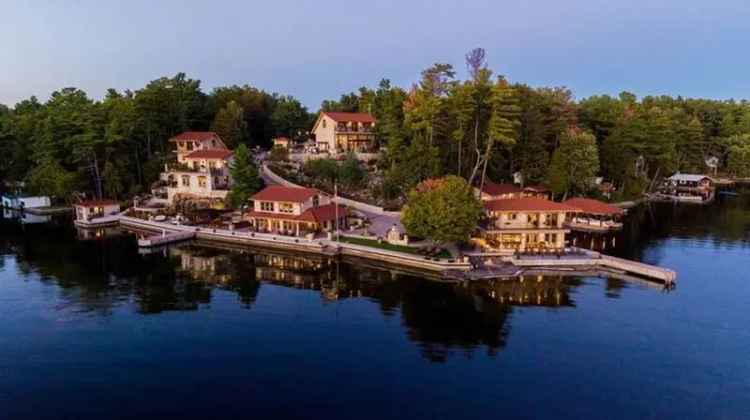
[1,197,749,419]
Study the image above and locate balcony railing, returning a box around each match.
[334,126,374,133]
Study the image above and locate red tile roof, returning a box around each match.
[299,203,348,223]
[322,112,376,123]
[563,198,623,215]
[75,199,119,207]
[184,149,233,160]
[244,204,347,224]
[169,131,221,142]
[481,182,521,196]
[484,197,579,212]
[251,186,321,203]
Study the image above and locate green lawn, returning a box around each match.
[338,236,452,259]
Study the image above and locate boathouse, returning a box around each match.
[74,200,120,223]
[563,198,624,232]
[1,195,51,210]
[659,173,715,202]
[244,186,347,237]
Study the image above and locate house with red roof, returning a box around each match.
[476,197,579,254]
[311,112,376,153]
[243,186,347,237]
[154,131,235,203]
[475,181,522,201]
[169,131,228,163]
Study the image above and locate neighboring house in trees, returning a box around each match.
[243,186,347,237]
[272,137,291,149]
[311,112,376,153]
[153,131,234,203]
[475,182,522,201]
[475,197,578,254]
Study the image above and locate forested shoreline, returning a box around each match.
[2,48,750,203]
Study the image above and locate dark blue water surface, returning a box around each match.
[1,198,749,419]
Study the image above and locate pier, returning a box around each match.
[509,249,676,285]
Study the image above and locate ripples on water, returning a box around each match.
[1,197,749,419]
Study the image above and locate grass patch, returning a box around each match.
[338,236,452,259]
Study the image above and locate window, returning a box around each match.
[322,119,326,128]
[261,202,274,212]
[312,195,319,207]
[198,176,207,188]
[187,142,194,151]
[181,175,190,187]
[208,160,216,169]
[279,203,294,214]
[544,233,557,243]
[507,213,518,220]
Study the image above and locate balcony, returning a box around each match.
[334,125,374,133]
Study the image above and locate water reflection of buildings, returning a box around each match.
[3,208,52,225]
[76,226,125,241]
[167,243,577,362]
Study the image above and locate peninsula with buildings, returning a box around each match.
[8,48,750,286]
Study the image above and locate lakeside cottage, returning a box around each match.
[475,197,578,254]
[153,131,234,203]
[244,186,347,237]
[311,112,376,153]
[563,198,624,232]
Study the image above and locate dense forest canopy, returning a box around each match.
[3,49,750,203]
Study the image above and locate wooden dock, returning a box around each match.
[509,249,676,285]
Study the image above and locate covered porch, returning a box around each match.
[477,229,567,255]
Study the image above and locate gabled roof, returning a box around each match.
[184,149,234,160]
[480,182,521,196]
[484,197,579,213]
[563,198,623,215]
[251,186,320,203]
[244,204,347,224]
[667,173,713,182]
[299,203,348,223]
[312,112,376,133]
[169,131,228,149]
[322,112,375,123]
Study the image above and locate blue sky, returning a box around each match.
[2,0,750,109]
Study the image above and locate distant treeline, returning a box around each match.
[3,48,750,203]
